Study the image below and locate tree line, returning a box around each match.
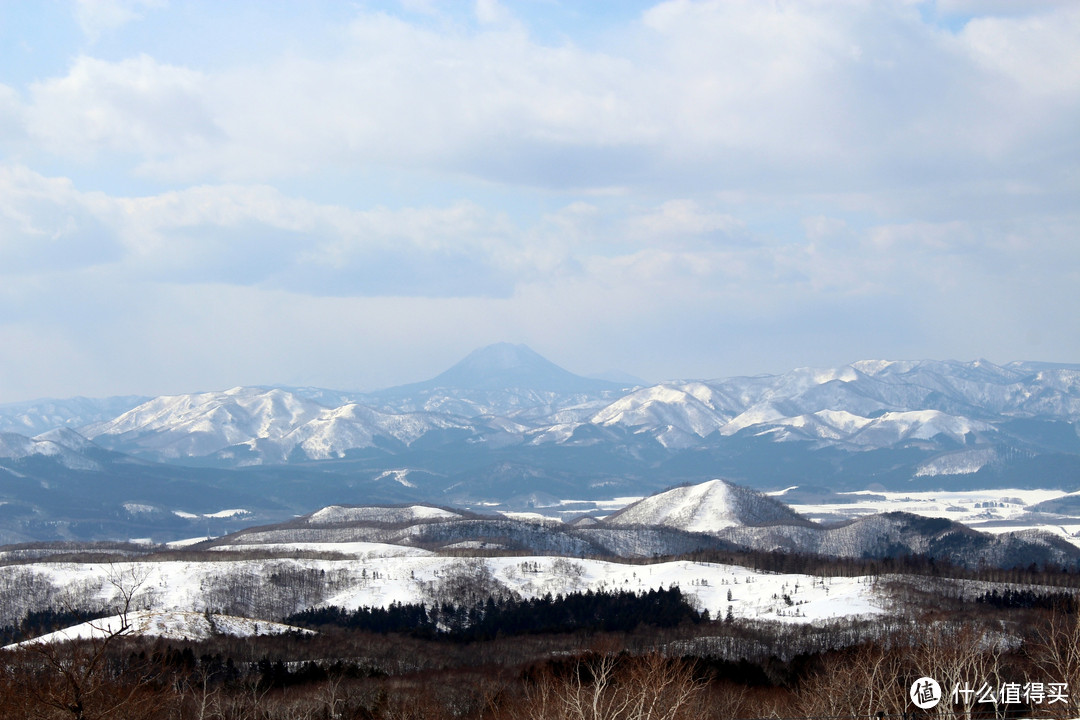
[287,586,703,641]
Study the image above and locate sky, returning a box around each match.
[0,0,1078,401]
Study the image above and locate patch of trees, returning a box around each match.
[977,587,1079,612]
[288,586,703,641]
[0,606,109,645]
[679,546,1080,586]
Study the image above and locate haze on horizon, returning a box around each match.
[1,0,1078,403]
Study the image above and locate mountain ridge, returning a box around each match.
[2,349,1080,542]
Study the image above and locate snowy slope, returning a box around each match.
[589,383,734,447]
[5,610,312,647]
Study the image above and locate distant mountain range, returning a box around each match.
[1,344,1079,541]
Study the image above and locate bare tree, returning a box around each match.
[912,624,1007,720]
[1029,598,1080,720]
[524,652,702,720]
[18,563,168,720]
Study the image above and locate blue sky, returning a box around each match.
[0,0,1078,401]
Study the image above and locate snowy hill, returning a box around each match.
[604,479,811,533]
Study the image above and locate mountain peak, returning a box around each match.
[384,343,624,395]
[454,343,549,373]
[605,479,811,533]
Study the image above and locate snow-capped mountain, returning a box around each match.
[2,347,1080,543]
[604,479,811,533]
[81,387,487,464]
[0,428,103,471]
[81,387,326,460]
[589,383,736,448]
[0,395,148,436]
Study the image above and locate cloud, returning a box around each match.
[73,0,166,41]
[0,166,559,297]
[26,54,213,161]
[0,2,1079,398]
[1,0,1060,203]
[0,166,124,275]
[0,0,1062,227]
[630,200,745,244]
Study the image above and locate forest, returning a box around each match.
[3,548,1080,720]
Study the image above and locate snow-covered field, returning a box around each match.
[0,550,885,646]
[769,487,1080,547]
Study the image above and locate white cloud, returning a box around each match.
[26,54,212,161]
[0,166,122,275]
[631,200,744,242]
[1,2,1079,397]
[74,0,166,41]
[475,0,513,26]
[0,1,1070,207]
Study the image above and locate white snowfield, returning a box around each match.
[774,487,1080,549]
[3,610,312,649]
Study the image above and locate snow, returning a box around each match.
[0,549,885,634]
[166,536,212,548]
[317,555,883,623]
[606,479,802,534]
[589,384,731,440]
[915,448,997,476]
[80,387,477,463]
[498,511,555,522]
[46,357,1080,466]
[0,431,102,470]
[211,541,434,558]
[172,509,249,520]
[204,509,250,519]
[720,404,787,435]
[4,610,313,648]
[374,469,415,488]
[306,505,461,525]
[784,487,1069,527]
